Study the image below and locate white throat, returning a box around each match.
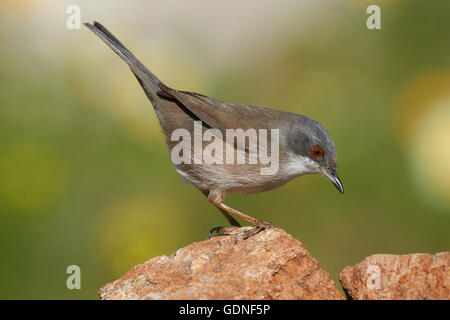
[283,155,319,178]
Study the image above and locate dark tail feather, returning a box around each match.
[84,21,161,92]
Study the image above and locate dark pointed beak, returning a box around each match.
[325,170,344,194]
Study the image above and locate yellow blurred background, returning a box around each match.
[0,0,449,298]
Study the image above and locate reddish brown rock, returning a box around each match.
[339,252,450,300]
[99,227,344,300]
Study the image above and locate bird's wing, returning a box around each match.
[158,83,284,154]
[157,83,277,133]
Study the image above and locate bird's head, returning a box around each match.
[286,115,344,193]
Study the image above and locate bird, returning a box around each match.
[84,21,344,242]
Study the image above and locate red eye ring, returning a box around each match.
[310,145,324,159]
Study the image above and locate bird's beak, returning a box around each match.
[324,169,344,194]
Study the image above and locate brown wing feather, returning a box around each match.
[157,83,285,133]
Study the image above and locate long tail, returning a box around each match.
[84,21,162,99]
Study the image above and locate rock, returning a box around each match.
[99,227,344,300]
[339,252,450,300]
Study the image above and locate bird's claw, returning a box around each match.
[234,228,260,243]
[209,221,280,243]
[208,225,241,239]
[208,226,224,239]
[234,221,280,243]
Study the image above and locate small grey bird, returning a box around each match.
[85,21,343,241]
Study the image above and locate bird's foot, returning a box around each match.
[208,225,242,239]
[255,220,280,229]
[234,220,280,243]
[209,221,280,243]
[234,227,262,243]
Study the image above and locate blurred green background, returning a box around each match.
[0,0,449,299]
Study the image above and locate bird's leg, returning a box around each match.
[218,208,241,227]
[208,208,241,239]
[202,190,241,239]
[215,202,280,243]
[216,202,280,228]
[206,189,279,241]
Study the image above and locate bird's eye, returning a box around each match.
[310,145,324,160]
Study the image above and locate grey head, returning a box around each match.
[286,115,344,193]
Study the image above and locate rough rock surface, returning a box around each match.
[99,227,344,300]
[339,252,450,300]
